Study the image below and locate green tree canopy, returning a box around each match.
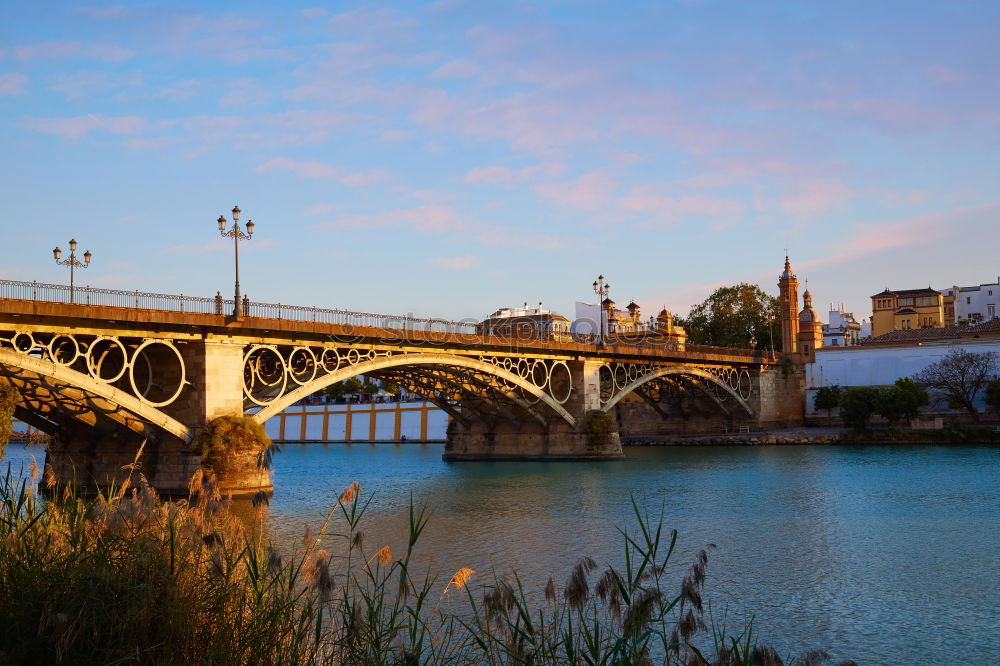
[813,385,842,416]
[679,283,781,350]
[343,378,363,394]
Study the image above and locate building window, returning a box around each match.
[989,304,996,319]
[898,297,914,306]
[832,339,840,346]
[967,297,972,304]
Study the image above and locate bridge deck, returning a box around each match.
[0,297,774,366]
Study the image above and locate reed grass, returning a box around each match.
[0,460,852,665]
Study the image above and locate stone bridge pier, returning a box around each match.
[443,360,623,460]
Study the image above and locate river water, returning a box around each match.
[6,442,999,663]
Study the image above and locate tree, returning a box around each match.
[813,385,842,417]
[890,378,929,422]
[323,381,347,401]
[380,380,401,395]
[343,377,362,394]
[362,382,379,402]
[839,387,879,430]
[914,349,998,422]
[985,378,1000,412]
[680,283,781,350]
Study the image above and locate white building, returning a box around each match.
[942,278,1000,324]
[574,301,604,338]
[822,305,863,347]
[805,333,1000,418]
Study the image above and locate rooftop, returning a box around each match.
[859,319,1000,346]
[870,287,941,298]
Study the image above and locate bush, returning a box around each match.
[582,409,616,444]
[0,384,18,459]
[813,385,842,416]
[839,387,880,430]
[985,378,1000,412]
[198,415,272,474]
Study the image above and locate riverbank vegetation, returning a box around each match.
[0,461,853,665]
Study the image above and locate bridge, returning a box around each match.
[0,279,802,496]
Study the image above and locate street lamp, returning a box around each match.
[216,205,255,318]
[52,238,92,304]
[592,274,611,346]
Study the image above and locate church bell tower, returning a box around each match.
[778,255,799,355]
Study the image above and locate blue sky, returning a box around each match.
[1,1,998,323]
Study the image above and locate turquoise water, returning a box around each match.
[6,442,1000,663]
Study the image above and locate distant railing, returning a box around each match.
[0,279,478,334]
[0,279,774,361]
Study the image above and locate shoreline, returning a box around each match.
[625,426,1000,447]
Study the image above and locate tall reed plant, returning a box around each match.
[0,459,852,665]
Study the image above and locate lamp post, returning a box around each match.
[52,239,92,304]
[766,312,776,361]
[216,205,255,319]
[592,274,611,346]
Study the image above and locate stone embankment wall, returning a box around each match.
[626,432,841,447]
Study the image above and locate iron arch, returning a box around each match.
[602,365,756,417]
[0,347,193,442]
[249,353,577,426]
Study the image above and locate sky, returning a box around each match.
[1,1,998,324]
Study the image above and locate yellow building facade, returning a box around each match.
[870,288,948,337]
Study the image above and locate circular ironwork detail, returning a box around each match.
[87,336,129,384]
[288,347,318,385]
[48,335,80,366]
[548,361,573,404]
[12,332,35,353]
[128,339,187,408]
[321,348,341,373]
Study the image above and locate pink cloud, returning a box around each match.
[779,178,852,217]
[305,203,333,216]
[883,189,931,207]
[339,169,391,186]
[477,226,563,250]
[798,204,1000,273]
[516,162,566,181]
[219,78,271,107]
[619,188,746,225]
[50,70,142,100]
[390,204,464,233]
[321,204,466,234]
[380,129,412,142]
[535,171,616,211]
[925,64,965,85]
[807,97,943,127]
[431,255,477,270]
[463,166,511,184]
[255,157,342,179]
[300,7,327,19]
[0,39,135,62]
[6,40,133,62]
[125,137,176,150]
[19,114,146,140]
[0,73,26,96]
[430,59,480,79]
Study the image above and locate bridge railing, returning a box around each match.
[0,279,479,334]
